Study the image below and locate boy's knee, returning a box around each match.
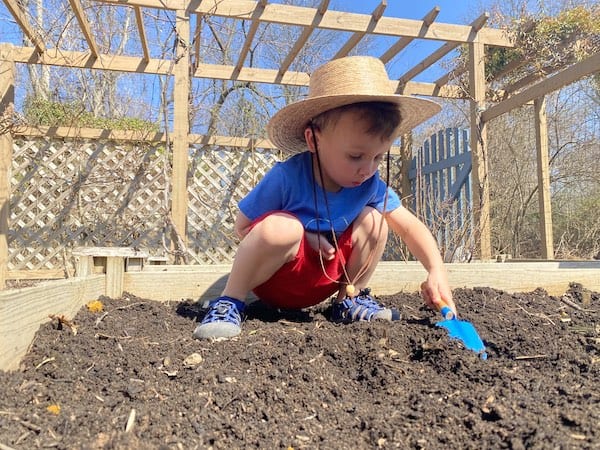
[254,213,304,247]
[356,207,387,234]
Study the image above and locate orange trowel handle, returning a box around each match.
[421,281,456,320]
[438,302,456,320]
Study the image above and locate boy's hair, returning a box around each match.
[310,102,401,140]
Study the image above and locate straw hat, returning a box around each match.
[267,56,441,154]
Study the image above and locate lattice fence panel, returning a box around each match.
[9,136,408,271]
[10,138,168,270]
[187,146,281,264]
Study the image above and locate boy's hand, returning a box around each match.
[420,270,456,317]
[305,232,336,261]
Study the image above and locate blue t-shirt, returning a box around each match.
[238,152,401,234]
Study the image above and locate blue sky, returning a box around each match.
[333,0,488,81]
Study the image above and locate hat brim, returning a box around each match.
[267,94,441,154]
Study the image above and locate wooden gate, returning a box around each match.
[409,128,473,262]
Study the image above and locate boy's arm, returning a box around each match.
[234,211,253,239]
[385,207,457,315]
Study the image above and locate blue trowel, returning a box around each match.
[436,302,488,359]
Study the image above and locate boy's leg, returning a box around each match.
[223,213,304,301]
[330,207,400,323]
[335,206,388,300]
[194,213,304,339]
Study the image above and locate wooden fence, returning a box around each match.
[8,127,476,276]
[409,128,474,262]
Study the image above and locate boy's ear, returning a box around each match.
[304,126,317,153]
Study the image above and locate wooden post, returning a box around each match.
[171,10,191,251]
[534,97,554,259]
[469,41,491,260]
[399,133,414,212]
[0,44,15,289]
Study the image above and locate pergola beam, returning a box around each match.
[94,0,514,47]
[482,51,600,123]
[233,0,267,78]
[434,65,466,88]
[134,6,150,63]
[380,6,439,64]
[3,0,46,54]
[9,44,465,98]
[397,13,488,86]
[276,0,329,79]
[68,0,100,58]
[12,46,172,74]
[333,0,386,59]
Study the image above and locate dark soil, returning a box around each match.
[1,284,598,450]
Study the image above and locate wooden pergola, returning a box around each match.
[1,0,599,285]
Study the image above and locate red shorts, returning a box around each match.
[251,213,353,309]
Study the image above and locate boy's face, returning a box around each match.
[305,110,394,192]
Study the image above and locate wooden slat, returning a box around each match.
[123,261,600,302]
[0,45,14,289]
[534,97,554,259]
[277,0,328,79]
[482,52,600,123]
[193,12,203,71]
[232,0,267,78]
[0,276,105,371]
[196,62,464,97]
[333,0,386,59]
[397,13,489,86]
[469,41,491,260]
[380,6,439,64]
[68,0,100,57]
[134,6,150,63]
[171,10,191,247]
[8,269,66,280]
[435,64,466,87]
[12,46,171,74]
[94,0,514,47]
[3,0,46,54]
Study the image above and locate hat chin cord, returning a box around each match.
[308,123,390,298]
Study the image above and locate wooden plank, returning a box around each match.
[333,0,386,59]
[197,62,464,98]
[193,12,203,71]
[72,246,148,257]
[469,41,491,260]
[397,13,488,86]
[134,6,150,63]
[11,45,462,99]
[68,0,100,58]
[171,10,191,247]
[380,6,439,64]
[123,261,600,303]
[12,46,172,74]
[534,97,554,259]
[95,0,514,47]
[105,256,124,298]
[0,45,14,290]
[8,269,66,280]
[3,0,46,54]
[232,0,266,78]
[276,0,328,79]
[0,276,105,371]
[482,52,600,123]
[435,64,466,87]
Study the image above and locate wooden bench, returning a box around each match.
[72,247,149,298]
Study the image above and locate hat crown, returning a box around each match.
[308,56,395,98]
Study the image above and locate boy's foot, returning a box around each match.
[331,288,401,323]
[193,296,246,339]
